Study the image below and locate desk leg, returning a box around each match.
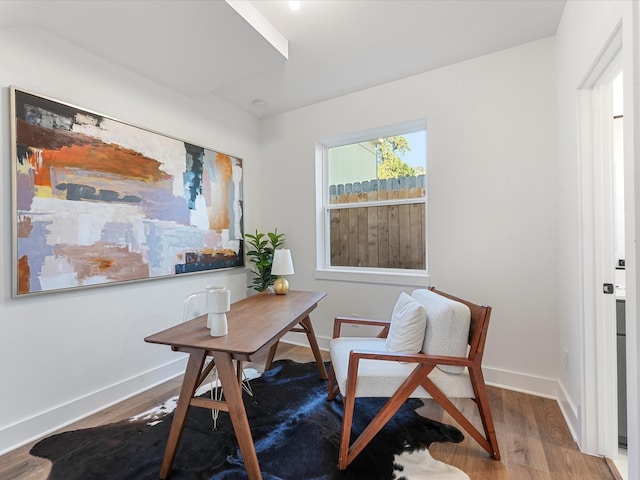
[263,342,279,372]
[300,315,328,380]
[212,351,263,480]
[160,349,206,479]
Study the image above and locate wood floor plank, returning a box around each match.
[502,389,551,474]
[0,344,618,480]
[531,392,613,480]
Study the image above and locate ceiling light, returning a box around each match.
[288,1,301,11]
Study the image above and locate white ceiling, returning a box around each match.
[0,0,566,118]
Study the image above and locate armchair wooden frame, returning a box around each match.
[327,287,500,470]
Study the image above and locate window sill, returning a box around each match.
[315,267,430,287]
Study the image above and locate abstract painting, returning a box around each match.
[11,87,243,297]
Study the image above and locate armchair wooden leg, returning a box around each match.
[338,390,355,469]
[339,364,433,470]
[469,368,500,459]
[421,375,499,460]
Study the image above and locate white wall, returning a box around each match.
[0,26,261,454]
[261,38,559,393]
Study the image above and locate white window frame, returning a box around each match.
[315,120,430,287]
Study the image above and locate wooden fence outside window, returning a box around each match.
[329,175,426,269]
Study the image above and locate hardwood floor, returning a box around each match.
[0,344,619,480]
[424,388,619,479]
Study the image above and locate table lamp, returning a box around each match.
[271,248,294,294]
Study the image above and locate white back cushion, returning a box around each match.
[411,289,471,373]
[385,292,427,353]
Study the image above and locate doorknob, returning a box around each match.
[603,283,615,294]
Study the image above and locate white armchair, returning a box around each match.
[327,287,500,470]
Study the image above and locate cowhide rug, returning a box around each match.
[31,360,469,479]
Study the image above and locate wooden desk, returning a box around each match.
[144,290,328,480]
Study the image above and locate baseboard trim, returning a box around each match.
[0,356,187,456]
[282,331,332,351]
[556,380,580,443]
[483,366,559,399]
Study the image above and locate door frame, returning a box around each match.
[578,15,639,478]
[577,25,623,459]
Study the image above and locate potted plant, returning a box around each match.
[245,229,285,292]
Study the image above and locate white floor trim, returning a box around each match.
[0,356,187,456]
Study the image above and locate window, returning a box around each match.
[316,121,428,285]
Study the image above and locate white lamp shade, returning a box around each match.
[271,249,294,275]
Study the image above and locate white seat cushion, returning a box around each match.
[385,292,427,353]
[411,289,471,374]
[329,337,474,399]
